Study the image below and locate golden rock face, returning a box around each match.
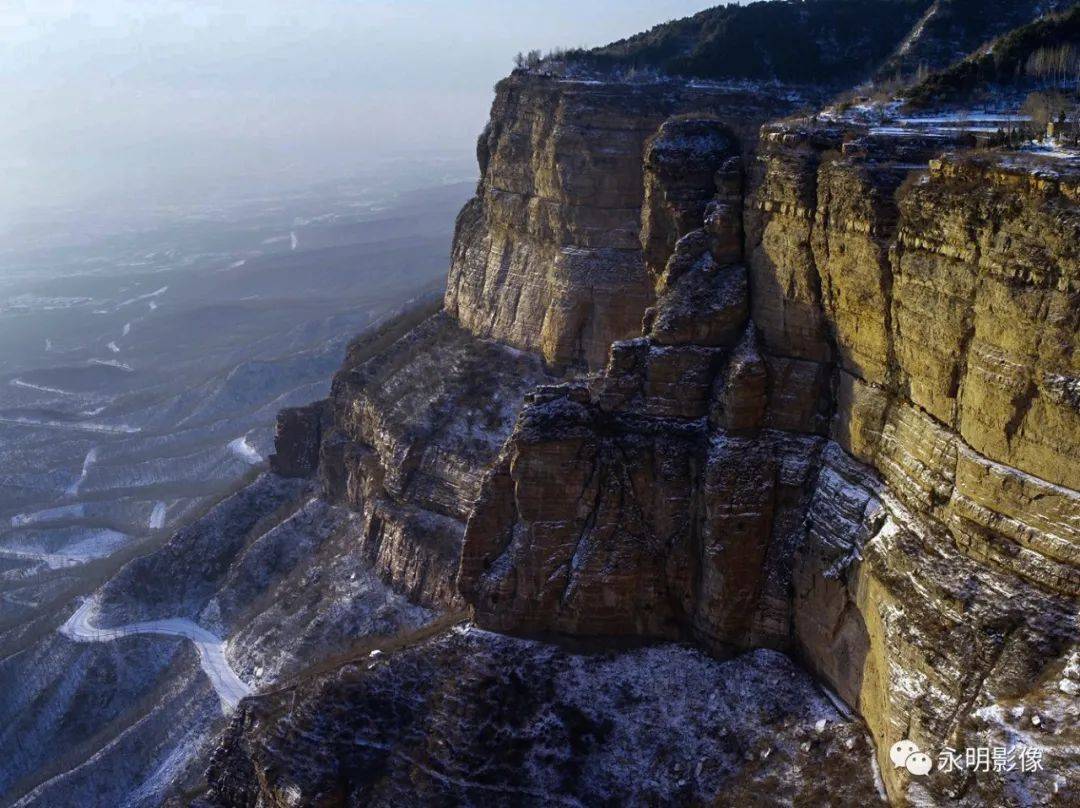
[443,75,797,370]
[455,112,1078,805]
[271,74,1078,805]
[765,140,1080,803]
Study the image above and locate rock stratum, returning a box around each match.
[41,2,1078,806]
[443,77,799,370]
[455,115,1080,806]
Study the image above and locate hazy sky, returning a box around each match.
[1,1,721,222]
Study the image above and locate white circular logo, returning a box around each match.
[889,740,919,768]
[889,740,933,776]
[905,752,933,776]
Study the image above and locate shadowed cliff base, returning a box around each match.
[196,628,885,807]
[203,5,1079,799]
[17,2,1080,805]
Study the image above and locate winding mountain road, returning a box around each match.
[60,599,252,711]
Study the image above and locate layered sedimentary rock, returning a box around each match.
[205,26,1078,808]
[215,108,1079,805]
[266,301,553,608]
[457,115,1080,804]
[267,77,806,613]
[784,146,1080,805]
[458,113,811,652]
[443,75,801,370]
[318,311,553,607]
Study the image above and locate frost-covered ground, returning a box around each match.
[812,98,1080,178]
[199,627,886,807]
[0,163,473,805]
[0,476,438,806]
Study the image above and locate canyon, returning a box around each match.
[14,2,1078,806]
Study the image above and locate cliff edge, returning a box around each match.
[198,3,1079,805]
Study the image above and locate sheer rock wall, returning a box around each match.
[265,76,1078,807]
[456,116,1080,805]
[443,75,800,370]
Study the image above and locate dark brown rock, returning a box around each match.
[269,401,326,478]
[200,630,882,808]
[711,324,768,432]
[641,116,740,283]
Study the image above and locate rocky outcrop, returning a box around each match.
[199,629,883,807]
[443,75,801,370]
[269,401,325,478]
[640,116,742,282]
[458,113,811,652]
[255,300,555,609]
[202,10,1080,807]
[316,311,553,607]
[259,79,799,611]
[457,115,1080,804]
[460,403,823,653]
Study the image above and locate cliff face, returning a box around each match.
[455,117,1080,804]
[457,111,798,652]
[762,135,1080,804]
[443,76,800,370]
[316,308,554,607]
[208,10,1079,806]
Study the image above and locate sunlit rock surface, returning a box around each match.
[18,4,1079,806]
[443,75,800,370]
[457,129,1079,805]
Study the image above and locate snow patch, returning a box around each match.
[122,726,207,808]
[60,599,252,712]
[149,501,168,530]
[67,447,98,496]
[1023,142,1080,160]
[117,286,168,309]
[897,113,1029,124]
[869,126,951,138]
[228,436,263,465]
[0,415,140,435]
[9,378,76,396]
[88,358,134,372]
[11,503,86,528]
[869,746,889,802]
[3,294,93,311]
[0,529,129,568]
